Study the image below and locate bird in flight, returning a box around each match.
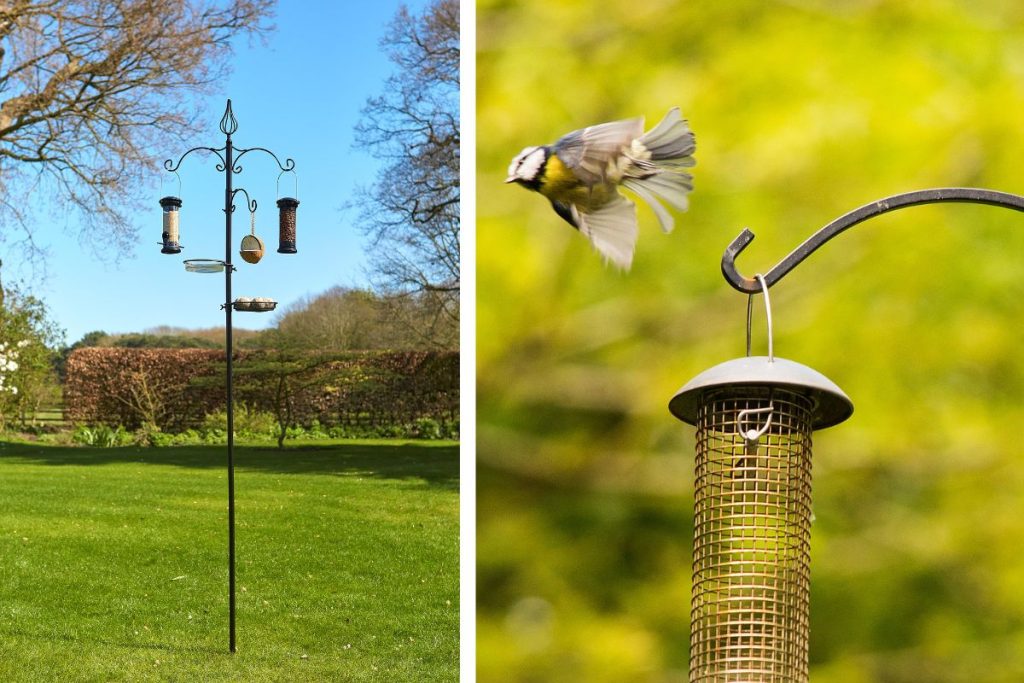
[506,107,696,270]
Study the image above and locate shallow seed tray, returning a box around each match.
[184,259,226,273]
[232,297,277,312]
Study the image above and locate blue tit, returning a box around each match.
[506,107,695,270]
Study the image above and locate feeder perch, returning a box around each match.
[159,196,183,254]
[232,297,276,312]
[276,197,299,253]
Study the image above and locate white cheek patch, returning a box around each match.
[513,147,545,180]
[507,153,525,178]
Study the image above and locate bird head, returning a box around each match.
[506,146,548,187]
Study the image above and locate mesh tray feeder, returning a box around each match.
[232,297,277,312]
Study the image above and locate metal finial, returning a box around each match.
[220,99,238,136]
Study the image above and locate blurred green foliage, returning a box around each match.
[477,1,1024,681]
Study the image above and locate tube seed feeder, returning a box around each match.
[670,276,852,683]
[159,196,183,254]
[276,197,299,253]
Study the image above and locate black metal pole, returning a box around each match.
[224,125,237,654]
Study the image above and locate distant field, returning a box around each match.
[0,439,459,681]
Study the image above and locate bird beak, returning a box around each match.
[504,176,517,184]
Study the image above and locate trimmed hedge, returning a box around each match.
[64,347,458,432]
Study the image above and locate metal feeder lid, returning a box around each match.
[669,356,853,430]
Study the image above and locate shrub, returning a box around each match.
[73,424,129,448]
[201,404,277,440]
[413,417,442,440]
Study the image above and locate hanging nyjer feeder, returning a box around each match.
[276,170,299,253]
[277,198,299,254]
[159,196,183,254]
[669,275,852,683]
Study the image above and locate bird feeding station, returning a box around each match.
[161,99,297,653]
[670,187,1024,682]
[670,276,851,683]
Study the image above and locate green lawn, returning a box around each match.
[0,439,459,682]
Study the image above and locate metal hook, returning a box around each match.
[737,402,774,447]
[721,187,1024,294]
[745,273,774,361]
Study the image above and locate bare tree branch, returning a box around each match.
[0,0,274,269]
[352,0,459,345]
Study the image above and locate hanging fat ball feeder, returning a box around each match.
[240,208,265,264]
[669,276,852,683]
[159,196,183,254]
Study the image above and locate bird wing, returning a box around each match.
[550,200,578,228]
[553,116,644,186]
[572,193,638,270]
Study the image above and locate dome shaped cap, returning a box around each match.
[669,356,853,430]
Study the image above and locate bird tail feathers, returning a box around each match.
[638,107,695,163]
[622,171,693,233]
[623,107,696,233]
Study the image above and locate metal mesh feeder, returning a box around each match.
[669,278,852,683]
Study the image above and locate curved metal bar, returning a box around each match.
[722,188,1024,293]
[164,145,227,174]
[229,187,258,215]
[232,146,296,174]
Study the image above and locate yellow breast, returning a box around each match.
[539,154,617,210]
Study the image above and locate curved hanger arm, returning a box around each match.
[721,188,1024,293]
[164,146,227,174]
[229,187,257,214]
[231,146,296,175]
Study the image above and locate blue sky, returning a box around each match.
[6,0,431,344]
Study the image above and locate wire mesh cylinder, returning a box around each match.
[691,386,814,683]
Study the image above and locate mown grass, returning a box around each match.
[0,439,458,682]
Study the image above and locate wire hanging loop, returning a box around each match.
[250,206,256,236]
[171,170,182,198]
[276,169,298,199]
[745,273,774,361]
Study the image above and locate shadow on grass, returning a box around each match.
[0,627,223,657]
[0,441,459,491]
